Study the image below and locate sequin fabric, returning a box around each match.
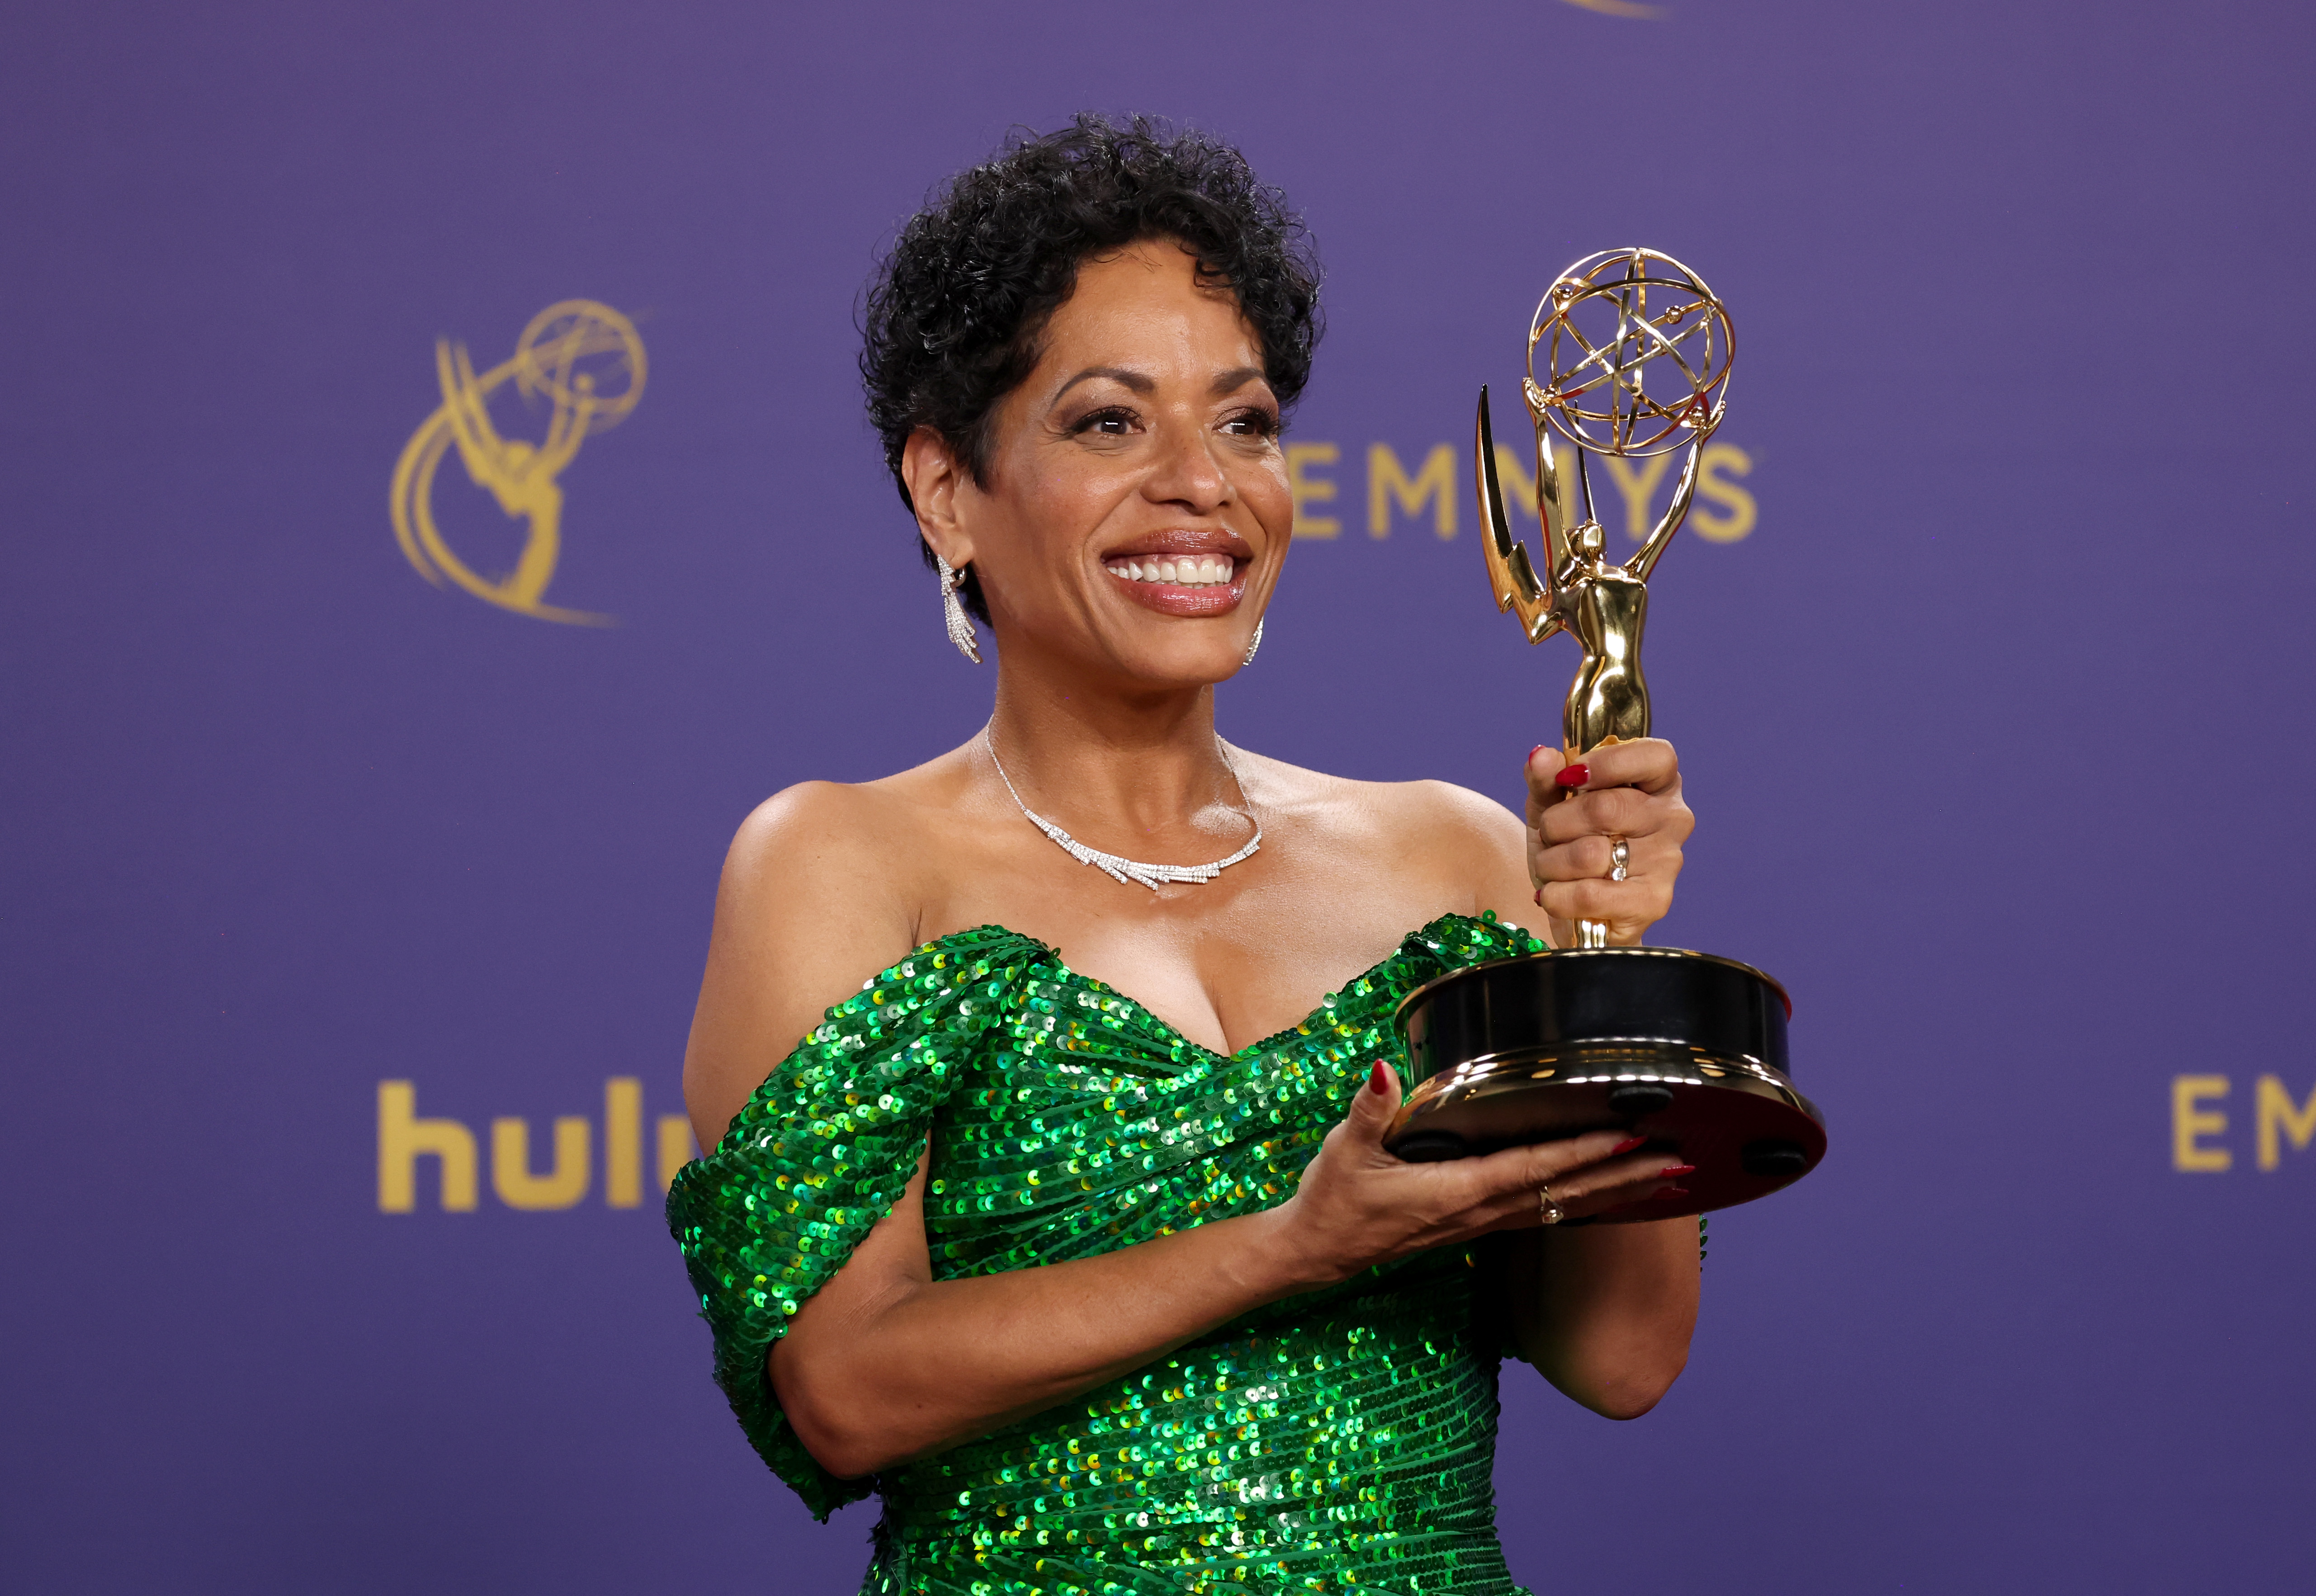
[668,912,1547,1596]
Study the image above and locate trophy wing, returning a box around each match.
[436,341,519,502]
[1535,418,1576,587]
[1476,387,1562,643]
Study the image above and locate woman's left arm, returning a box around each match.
[1479,738,1702,1417]
[1494,1211,1700,1419]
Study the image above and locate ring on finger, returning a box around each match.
[1607,837,1630,883]
[1537,1184,1565,1226]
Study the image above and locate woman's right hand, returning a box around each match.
[1268,1061,1687,1288]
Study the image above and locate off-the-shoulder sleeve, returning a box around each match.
[666,930,1036,1519]
[1435,910,1546,967]
[1374,911,1547,1010]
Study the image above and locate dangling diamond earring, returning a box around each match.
[1241,617,1265,666]
[936,553,982,665]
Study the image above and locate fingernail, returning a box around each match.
[1554,763,1588,789]
[1533,888,1543,907]
[1368,1061,1390,1095]
[1659,1164,1697,1177]
[1527,744,1546,769]
[1612,1136,1647,1155]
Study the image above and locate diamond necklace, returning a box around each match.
[983,727,1262,892]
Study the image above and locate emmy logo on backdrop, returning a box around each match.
[1384,248,1825,1218]
[389,300,647,625]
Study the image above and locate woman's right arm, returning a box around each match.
[754,1069,1665,1482]
[681,782,924,1149]
[681,787,1680,1483]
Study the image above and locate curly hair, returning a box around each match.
[860,113,1323,623]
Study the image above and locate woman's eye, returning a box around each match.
[1222,409,1280,439]
[1075,407,1139,436]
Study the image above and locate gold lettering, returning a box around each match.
[1600,453,1674,541]
[657,1114,699,1195]
[2256,1075,2316,1171]
[2171,1074,2231,1172]
[1367,443,1457,539]
[377,1081,478,1213]
[492,1115,591,1209]
[1690,443,1757,543]
[605,1077,644,1208]
[1284,442,1340,538]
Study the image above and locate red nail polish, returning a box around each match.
[1368,1061,1390,1095]
[1612,1136,1646,1155]
[1533,888,1544,907]
[1659,1164,1697,1177]
[1554,763,1588,789]
[1528,744,1546,769]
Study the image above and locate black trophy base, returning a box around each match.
[1385,946,1825,1219]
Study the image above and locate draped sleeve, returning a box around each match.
[665,929,1040,1520]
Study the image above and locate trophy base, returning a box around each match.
[1385,946,1825,1219]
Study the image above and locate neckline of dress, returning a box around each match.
[906,911,1517,1063]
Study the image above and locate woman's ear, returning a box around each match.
[902,427,975,569]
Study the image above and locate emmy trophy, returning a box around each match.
[1385,248,1826,1218]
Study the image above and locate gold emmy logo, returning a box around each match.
[390,300,646,625]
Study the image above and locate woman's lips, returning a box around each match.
[1102,553,1245,616]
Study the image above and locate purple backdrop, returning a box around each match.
[5,2,2312,1591]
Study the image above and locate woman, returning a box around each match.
[671,116,1701,1596]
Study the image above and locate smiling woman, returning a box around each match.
[669,114,1703,1596]
[908,269,1276,652]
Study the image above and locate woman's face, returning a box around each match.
[914,240,1294,689]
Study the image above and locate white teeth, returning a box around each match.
[1106,556,1238,586]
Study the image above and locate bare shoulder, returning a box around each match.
[1374,774,1526,850]
[682,751,972,1146]
[718,740,980,917]
[1366,774,1529,898]
[1233,747,1530,915]
[722,777,917,911]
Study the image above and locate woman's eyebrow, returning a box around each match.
[1054,365,1154,400]
[1050,364,1269,401]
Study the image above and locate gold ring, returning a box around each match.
[1608,837,1630,883]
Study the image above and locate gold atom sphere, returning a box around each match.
[513,299,647,430]
[1524,247,1732,459]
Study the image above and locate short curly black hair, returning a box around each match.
[860,113,1323,623]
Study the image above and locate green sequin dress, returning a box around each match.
[668,912,1548,1596]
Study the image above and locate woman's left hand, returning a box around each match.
[1525,739,1692,947]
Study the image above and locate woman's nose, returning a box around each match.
[1142,418,1231,511]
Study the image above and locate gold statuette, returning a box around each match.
[1382,247,1823,1218]
[1478,246,1732,946]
